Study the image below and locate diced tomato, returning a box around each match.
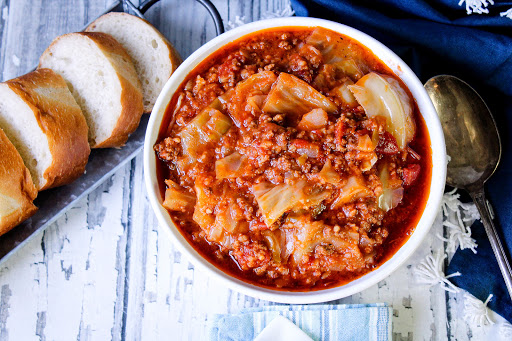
[376,132,399,155]
[249,220,269,231]
[357,128,370,136]
[334,119,345,147]
[402,164,421,186]
[290,139,320,158]
[218,54,245,84]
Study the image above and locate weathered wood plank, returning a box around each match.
[0,0,507,340]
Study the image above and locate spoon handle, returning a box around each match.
[470,189,512,299]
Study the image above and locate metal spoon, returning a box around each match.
[424,75,512,299]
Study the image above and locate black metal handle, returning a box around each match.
[138,0,159,14]
[135,0,224,36]
[194,0,224,35]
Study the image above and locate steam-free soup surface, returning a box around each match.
[154,27,431,290]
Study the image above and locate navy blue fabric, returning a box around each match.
[291,0,512,322]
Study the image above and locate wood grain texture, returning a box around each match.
[0,1,508,340]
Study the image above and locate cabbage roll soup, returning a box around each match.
[154,27,432,290]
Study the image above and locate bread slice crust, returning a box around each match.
[3,68,91,190]
[39,32,144,148]
[0,128,37,235]
[86,12,182,113]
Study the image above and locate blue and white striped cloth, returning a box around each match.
[209,303,392,341]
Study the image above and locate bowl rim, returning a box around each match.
[143,17,446,304]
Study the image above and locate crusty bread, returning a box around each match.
[86,12,181,113]
[39,32,144,148]
[0,128,37,235]
[0,68,91,191]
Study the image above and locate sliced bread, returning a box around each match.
[39,32,144,148]
[0,128,37,235]
[86,12,181,113]
[0,68,91,191]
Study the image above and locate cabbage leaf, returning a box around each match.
[179,107,232,161]
[262,73,336,118]
[348,72,415,149]
[281,215,360,265]
[215,152,249,179]
[331,175,373,209]
[253,179,330,227]
[377,163,404,212]
[162,180,196,212]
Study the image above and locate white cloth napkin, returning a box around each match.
[209,303,392,341]
[254,316,313,341]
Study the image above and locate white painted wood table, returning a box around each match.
[0,1,509,340]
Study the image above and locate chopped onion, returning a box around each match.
[348,72,415,149]
[377,163,404,212]
[297,108,328,130]
[331,78,358,107]
[298,147,319,158]
[318,159,342,185]
[262,230,282,263]
[356,134,375,152]
[378,187,404,212]
[361,154,378,172]
[290,139,320,158]
[262,73,337,118]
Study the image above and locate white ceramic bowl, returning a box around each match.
[144,17,446,304]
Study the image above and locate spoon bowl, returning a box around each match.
[425,75,511,298]
[425,75,501,190]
